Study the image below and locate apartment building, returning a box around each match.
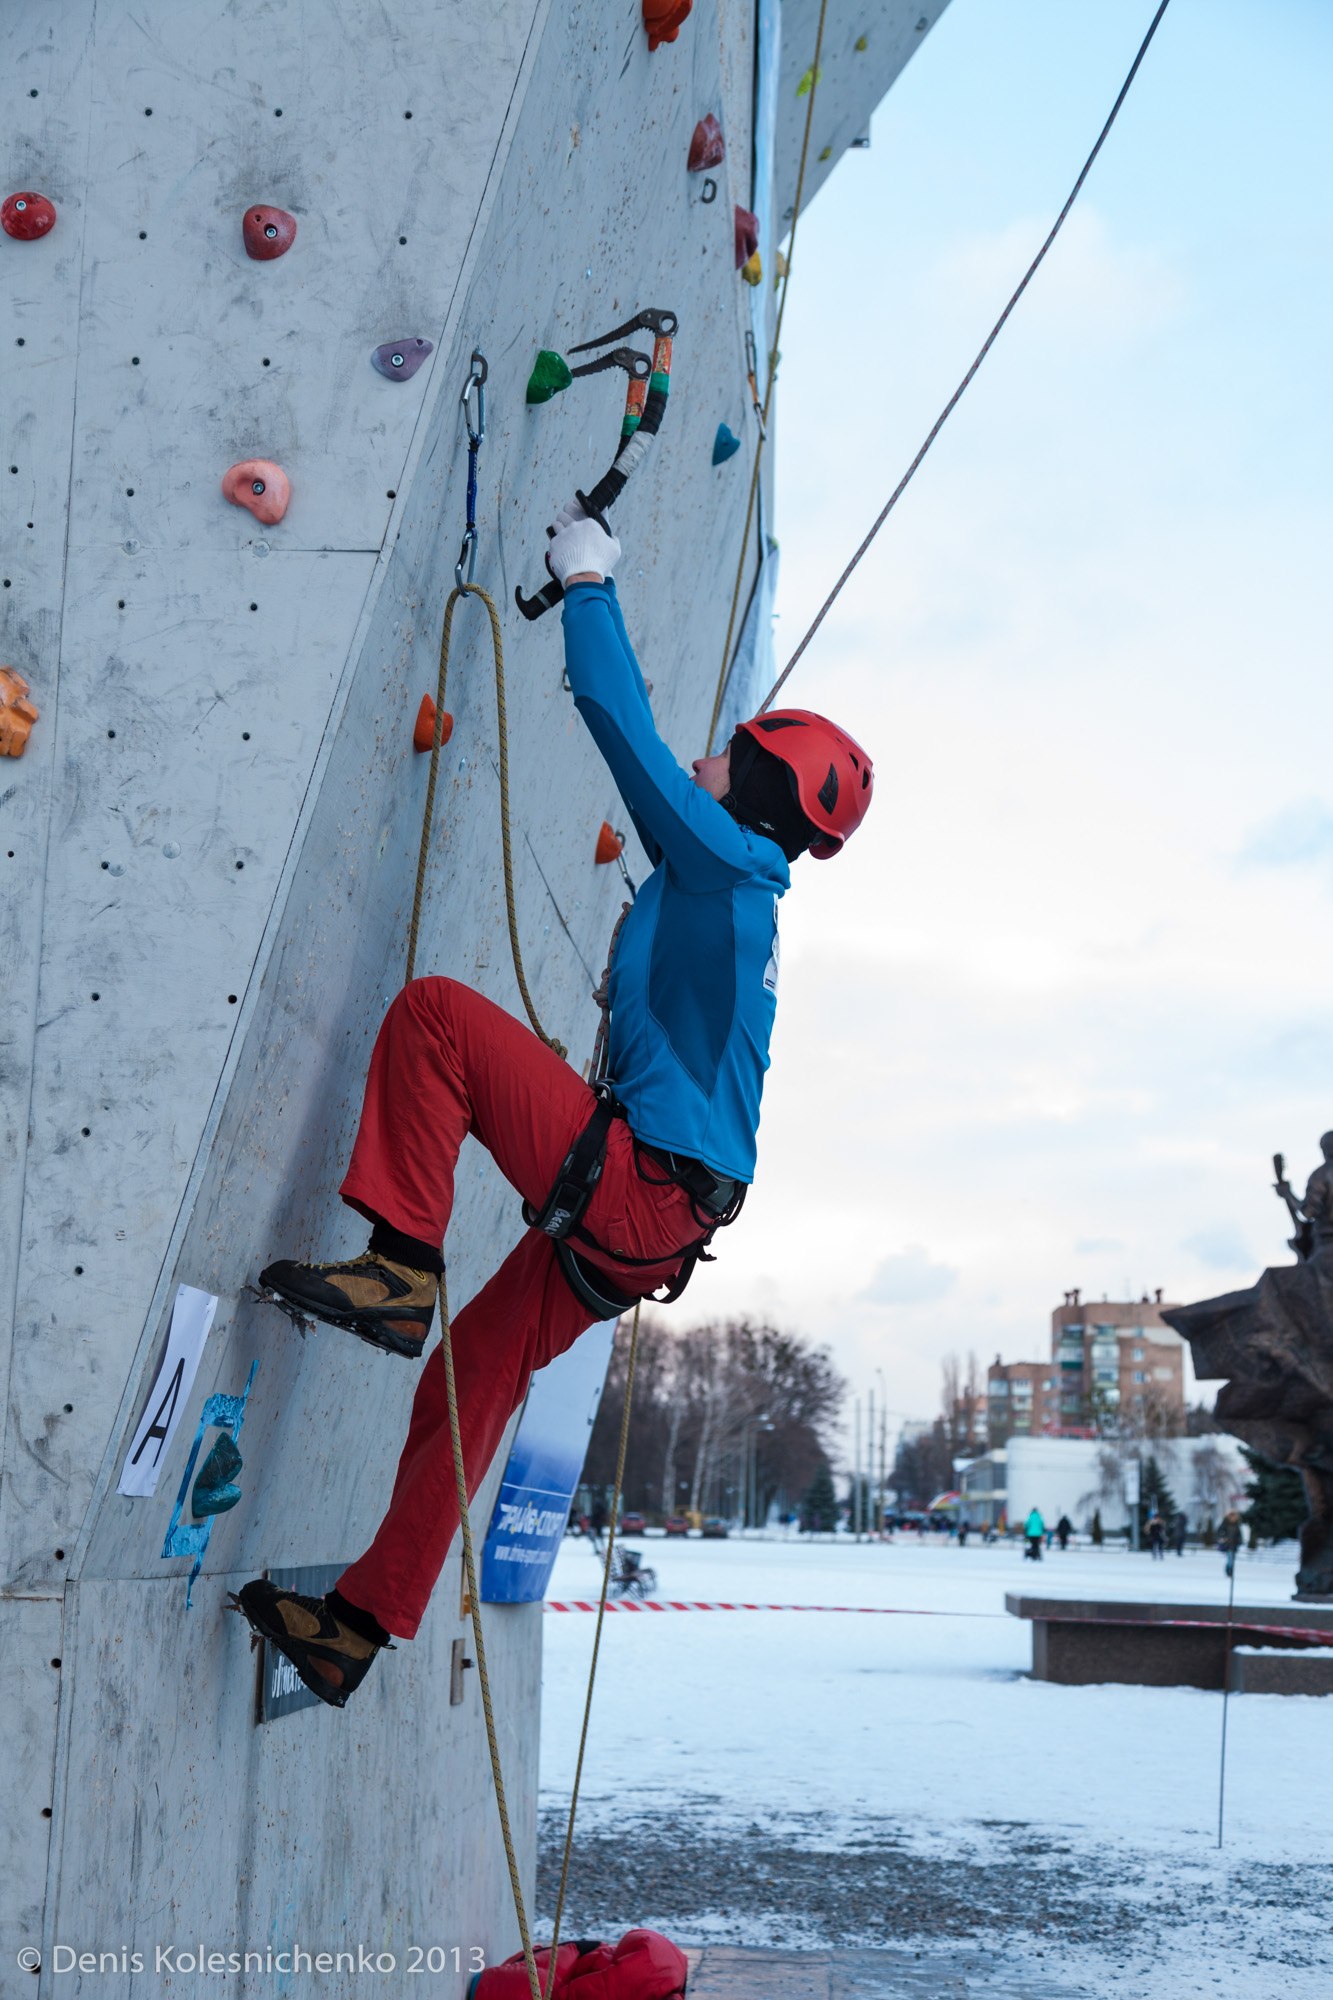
[987,1289,1185,1445]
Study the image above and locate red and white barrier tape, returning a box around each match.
[543,1600,1333,1645]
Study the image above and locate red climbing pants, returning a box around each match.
[334,977,702,1640]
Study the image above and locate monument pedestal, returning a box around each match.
[1007,1593,1333,1691]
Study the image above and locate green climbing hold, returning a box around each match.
[191,1433,244,1519]
[526,349,573,405]
[796,65,822,97]
[855,35,869,53]
[818,146,832,162]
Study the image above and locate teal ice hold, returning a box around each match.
[191,1433,244,1518]
[712,422,741,465]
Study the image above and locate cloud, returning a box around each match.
[1181,1225,1256,1273]
[1074,1237,1125,1256]
[1237,800,1333,877]
[861,1245,958,1306]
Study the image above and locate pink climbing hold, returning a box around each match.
[242,205,297,260]
[2,191,57,241]
[734,206,759,271]
[643,0,692,52]
[688,115,725,173]
[221,459,291,525]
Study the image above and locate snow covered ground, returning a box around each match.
[536,1533,1333,1998]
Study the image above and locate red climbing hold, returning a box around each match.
[413,695,453,753]
[0,667,39,757]
[688,115,725,173]
[242,205,297,260]
[733,206,759,270]
[594,822,624,865]
[643,0,692,53]
[221,459,291,525]
[2,191,57,240]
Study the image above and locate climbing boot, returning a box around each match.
[230,1580,390,1709]
[258,1251,436,1359]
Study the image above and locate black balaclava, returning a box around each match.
[720,729,815,862]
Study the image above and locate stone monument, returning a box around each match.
[1162,1135,1333,1599]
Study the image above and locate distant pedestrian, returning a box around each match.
[958,1516,970,1547]
[1169,1512,1187,1557]
[1219,1509,1243,1579]
[1146,1510,1166,1559]
[1055,1514,1072,1552]
[1024,1507,1045,1561]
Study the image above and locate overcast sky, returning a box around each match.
[682,0,1333,1449]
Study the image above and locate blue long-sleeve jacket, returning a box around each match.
[562,580,788,1183]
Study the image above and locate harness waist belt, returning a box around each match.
[637,1142,740,1217]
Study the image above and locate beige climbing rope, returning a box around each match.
[704,0,829,754]
[407,581,642,1997]
[407,584,567,1060]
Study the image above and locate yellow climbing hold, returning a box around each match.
[740,250,763,287]
[818,145,832,162]
[855,35,869,52]
[774,248,790,281]
[796,64,822,97]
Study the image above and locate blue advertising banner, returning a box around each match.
[480,1317,618,1602]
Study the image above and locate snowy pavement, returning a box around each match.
[536,1534,1333,1998]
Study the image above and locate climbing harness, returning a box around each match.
[515,308,678,622]
[522,1082,623,1241]
[455,351,488,589]
[757,0,1174,717]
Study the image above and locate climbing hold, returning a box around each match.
[712,423,740,466]
[190,1434,243,1519]
[643,0,692,52]
[688,114,725,173]
[595,822,624,865]
[242,205,297,259]
[734,206,759,271]
[0,667,39,757]
[774,249,790,281]
[740,251,763,287]
[526,349,573,405]
[371,337,433,381]
[222,459,291,525]
[855,35,869,52]
[2,191,57,240]
[796,65,823,97]
[818,145,833,163]
[413,694,454,753]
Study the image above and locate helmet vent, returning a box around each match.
[818,763,839,813]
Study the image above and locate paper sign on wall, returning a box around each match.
[117,1285,219,1497]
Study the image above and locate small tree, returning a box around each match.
[1240,1446,1307,1544]
[1137,1454,1179,1539]
[1090,1508,1103,1546]
[801,1459,838,1534]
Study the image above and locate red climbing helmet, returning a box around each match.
[733,708,874,858]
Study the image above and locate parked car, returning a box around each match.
[618,1511,647,1535]
[700,1517,729,1539]
[663,1515,691,1537]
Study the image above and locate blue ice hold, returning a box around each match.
[161,1359,258,1605]
[190,1433,244,1518]
[371,337,434,381]
[712,422,741,465]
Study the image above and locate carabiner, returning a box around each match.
[461,349,487,449]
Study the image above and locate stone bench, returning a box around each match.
[1006,1592,1333,1690]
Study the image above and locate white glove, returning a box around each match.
[546,498,621,586]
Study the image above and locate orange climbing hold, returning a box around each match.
[413,695,453,753]
[594,822,624,865]
[643,0,691,52]
[222,459,291,525]
[0,667,39,757]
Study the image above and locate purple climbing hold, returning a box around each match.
[371,338,434,381]
[242,205,297,260]
[734,205,759,271]
[712,423,741,466]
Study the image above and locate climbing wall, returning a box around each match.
[0,2,946,1986]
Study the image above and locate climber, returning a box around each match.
[233,504,874,1705]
